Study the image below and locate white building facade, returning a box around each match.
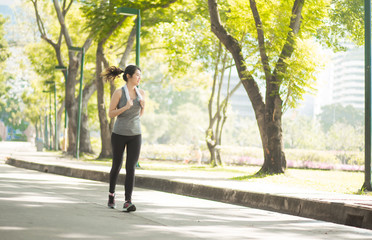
[331,48,364,110]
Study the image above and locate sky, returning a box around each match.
[0,0,20,6]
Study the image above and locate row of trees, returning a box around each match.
[284,104,364,151]
[139,94,364,153]
[5,0,364,175]
[0,15,27,140]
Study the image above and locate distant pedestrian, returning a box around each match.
[101,65,145,212]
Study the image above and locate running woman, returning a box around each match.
[101,65,145,212]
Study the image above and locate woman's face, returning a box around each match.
[127,69,141,86]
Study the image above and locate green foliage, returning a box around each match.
[142,80,209,115]
[0,15,10,67]
[151,0,222,93]
[283,115,326,150]
[318,0,364,48]
[282,113,363,170]
[167,103,207,144]
[141,144,192,161]
[317,104,363,132]
[24,42,62,125]
[283,110,363,154]
[0,88,29,133]
[140,144,363,167]
[281,38,327,111]
[334,151,363,165]
[14,0,366,168]
[222,114,262,147]
[81,0,129,42]
[0,14,10,108]
[141,113,170,144]
[24,1,98,130]
[224,0,332,109]
[26,42,59,78]
[0,77,9,110]
[326,122,364,151]
[0,14,17,132]
[21,89,44,127]
[285,149,338,164]
[81,0,182,48]
[155,15,218,74]
[140,81,208,144]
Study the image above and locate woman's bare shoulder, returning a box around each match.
[114,87,123,95]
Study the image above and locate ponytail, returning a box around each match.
[101,65,141,83]
[100,66,124,83]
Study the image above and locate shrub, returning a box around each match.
[141,144,191,161]
[285,149,338,164]
[140,144,364,171]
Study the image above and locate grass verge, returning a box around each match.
[82,155,371,196]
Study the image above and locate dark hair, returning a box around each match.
[101,65,141,83]
[123,65,141,81]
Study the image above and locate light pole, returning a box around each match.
[117,7,141,66]
[46,80,57,151]
[364,0,372,191]
[42,89,52,150]
[43,111,48,149]
[68,46,85,159]
[117,7,141,168]
[55,66,68,152]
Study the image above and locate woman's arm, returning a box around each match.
[108,89,132,118]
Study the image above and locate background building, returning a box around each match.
[331,48,364,110]
[222,68,255,118]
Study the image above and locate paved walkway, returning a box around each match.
[1,141,372,230]
[3,157,372,240]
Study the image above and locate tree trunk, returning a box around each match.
[38,115,43,141]
[206,131,217,167]
[94,19,131,159]
[56,101,64,150]
[206,42,221,166]
[213,51,228,167]
[259,95,286,174]
[79,112,92,153]
[207,0,304,174]
[32,0,96,156]
[96,43,112,158]
[65,57,79,154]
[35,121,40,141]
[206,43,241,167]
[118,25,136,69]
[79,81,96,154]
[215,149,222,166]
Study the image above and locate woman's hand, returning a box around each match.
[109,89,133,118]
[126,99,133,109]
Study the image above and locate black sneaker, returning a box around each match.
[123,201,136,212]
[108,193,115,209]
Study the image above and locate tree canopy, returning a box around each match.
[2,0,365,173]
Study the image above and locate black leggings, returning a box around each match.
[109,133,141,201]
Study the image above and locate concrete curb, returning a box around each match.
[5,157,372,230]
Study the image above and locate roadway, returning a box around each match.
[1,157,372,239]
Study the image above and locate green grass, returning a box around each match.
[81,154,371,196]
[141,160,371,195]
[139,160,252,173]
[233,168,368,195]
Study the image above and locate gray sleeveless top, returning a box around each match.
[112,87,141,136]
